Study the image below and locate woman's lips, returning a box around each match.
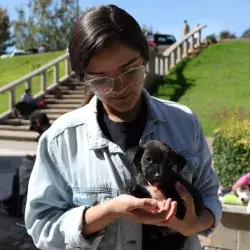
[111,93,132,100]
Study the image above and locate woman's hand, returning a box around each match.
[109,194,177,225]
[146,182,200,236]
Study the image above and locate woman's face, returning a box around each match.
[84,42,145,113]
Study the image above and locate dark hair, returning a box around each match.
[25,88,31,94]
[29,110,50,128]
[68,4,149,77]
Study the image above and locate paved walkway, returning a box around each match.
[0,140,37,156]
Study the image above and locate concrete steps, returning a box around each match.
[0,124,30,131]
[46,103,80,109]
[0,76,87,141]
[2,118,57,126]
[58,85,86,90]
[45,99,83,104]
[44,94,84,99]
[0,130,38,141]
[41,108,72,115]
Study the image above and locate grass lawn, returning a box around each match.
[154,42,250,136]
[0,51,66,114]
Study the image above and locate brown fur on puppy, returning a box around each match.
[123,140,204,250]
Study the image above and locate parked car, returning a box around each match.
[26,48,39,54]
[0,49,30,59]
[146,33,176,47]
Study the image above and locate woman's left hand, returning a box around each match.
[147,182,199,236]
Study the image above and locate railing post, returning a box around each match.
[177,45,183,62]
[183,41,187,57]
[197,30,202,46]
[161,56,166,75]
[9,88,16,109]
[171,50,177,66]
[165,55,171,73]
[26,78,32,91]
[65,56,71,77]
[190,35,195,51]
[54,63,59,84]
[41,71,47,92]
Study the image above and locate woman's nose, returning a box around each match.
[112,78,127,94]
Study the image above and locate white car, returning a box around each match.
[0,49,30,59]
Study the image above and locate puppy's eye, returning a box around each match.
[145,155,152,162]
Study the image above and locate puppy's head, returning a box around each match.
[133,140,186,185]
[234,185,250,203]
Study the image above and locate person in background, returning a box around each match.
[183,20,190,36]
[29,110,51,142]
[21,88,46,110]
[21,88,36,104]
[0,111,50,218]
[25,4,222,250]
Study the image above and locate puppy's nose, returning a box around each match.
[154,171,162,178]
[241,198,245,202]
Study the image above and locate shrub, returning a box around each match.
[219,30,237,39]
[205,34,217,43]
[213,111,250,187]
[242,28,250,38]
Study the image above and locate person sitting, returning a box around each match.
[21,88,36,104]
[13,89,46,118]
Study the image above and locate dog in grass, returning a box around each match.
[124,140,204,250]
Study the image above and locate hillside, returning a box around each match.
[0,51,65,87]
[0,51,66,114]
[154,42,250,136]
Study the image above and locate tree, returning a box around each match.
[14,0,79,51]
[13,7,37,50]
[141,24,154,35]
[0,7,13,52]
[219,30,237,40]
[242,28,250,38]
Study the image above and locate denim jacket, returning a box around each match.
[25,89,222,250]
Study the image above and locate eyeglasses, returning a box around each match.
[84,66,146,95]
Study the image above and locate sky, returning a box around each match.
[1,0,250,51]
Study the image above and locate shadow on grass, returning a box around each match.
[153,59,196,102]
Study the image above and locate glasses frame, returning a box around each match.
[84,65,146,95]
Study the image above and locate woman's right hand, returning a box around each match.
[108,194,177,225]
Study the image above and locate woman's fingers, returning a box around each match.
[130,198,176,224]
[160,200,177,224]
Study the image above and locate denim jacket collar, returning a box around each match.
[85,89,165,151]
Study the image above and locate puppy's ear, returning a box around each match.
[168,151,187,173]
[132,146,145,173]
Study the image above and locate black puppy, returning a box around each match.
[124,140,204,250]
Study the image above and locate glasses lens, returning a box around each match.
[88,77,113,95]
[121,67,145,86]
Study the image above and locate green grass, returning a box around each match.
[154,42,250,136]
[0,51,66,114]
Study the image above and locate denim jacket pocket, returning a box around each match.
[73,188,118,248]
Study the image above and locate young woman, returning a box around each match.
[25,4,222,250]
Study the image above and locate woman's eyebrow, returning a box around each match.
[85,56,139,75]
